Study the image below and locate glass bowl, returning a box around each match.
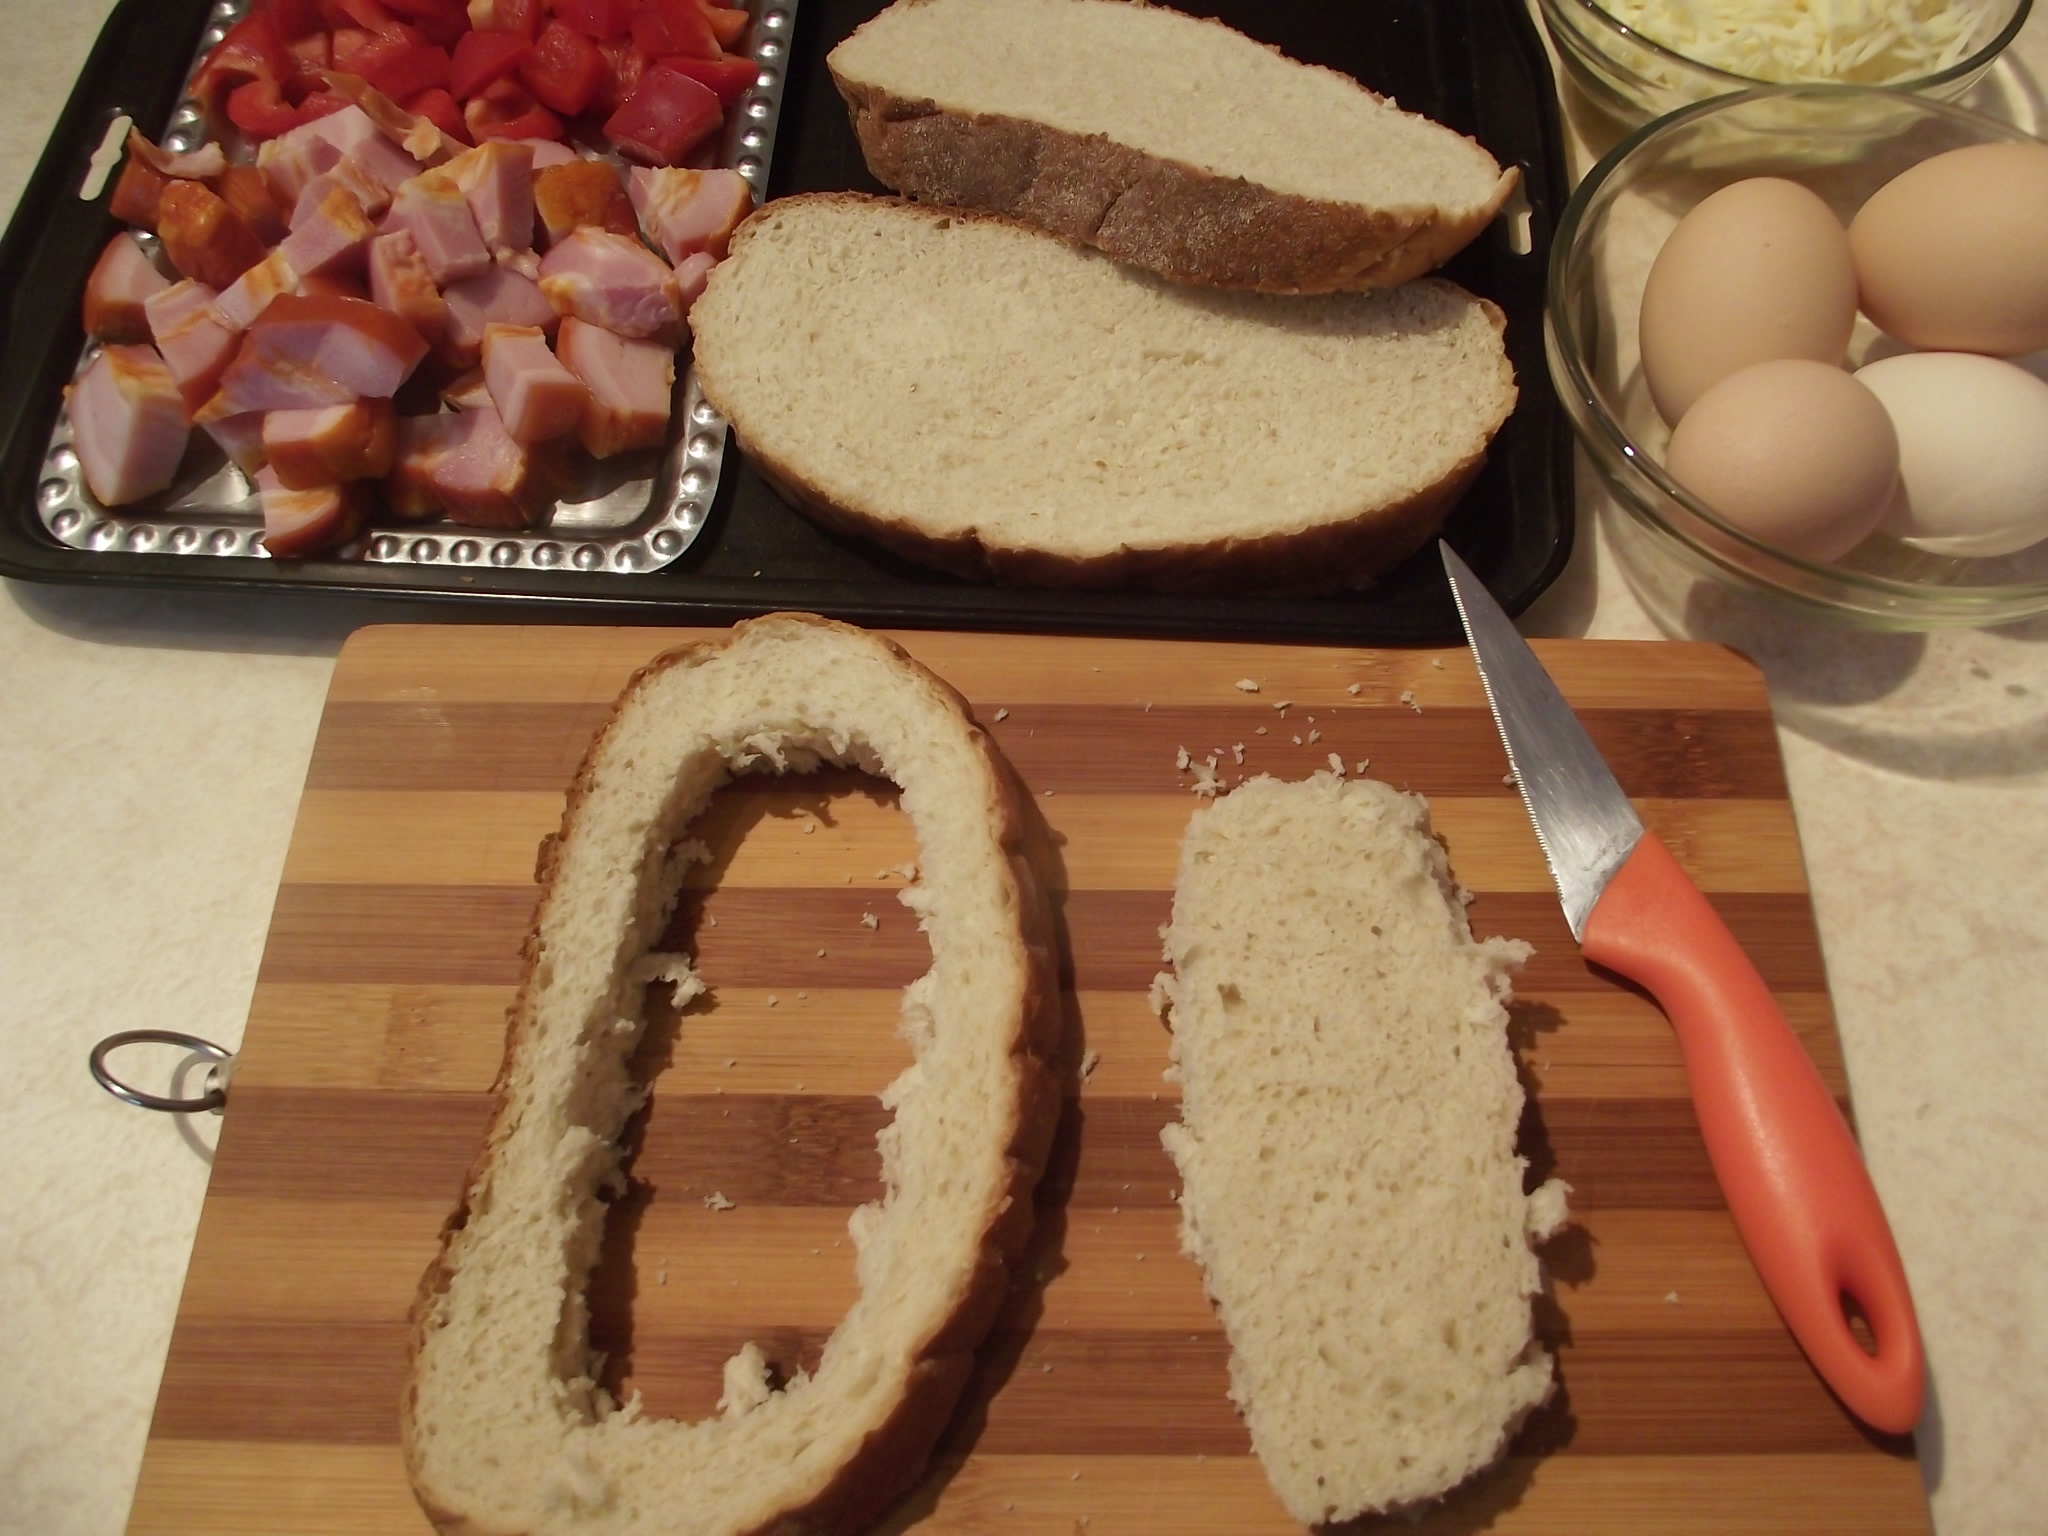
[1538,0,2031,126]
[1548,86,2048,632]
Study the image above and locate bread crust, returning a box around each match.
[401,613,1063,1536]
[829,9,1517,295]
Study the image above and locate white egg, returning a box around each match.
[1854,353,2048,557]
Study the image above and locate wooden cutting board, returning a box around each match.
[127,625,1929,1536]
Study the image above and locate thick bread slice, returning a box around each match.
[403,614,1061,1536]
[829,0,1517,294]
[1155,772,1566,1524]
[690,195,1516,593]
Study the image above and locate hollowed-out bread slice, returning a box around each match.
[403,614,1061,1536]
[828,0,1517,294]
[688,195,1516,593]
[1155,772,1567,1523]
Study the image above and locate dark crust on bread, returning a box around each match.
[401,613,1062,1536]
[829,9,1516,294]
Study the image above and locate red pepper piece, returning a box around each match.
[190,10,295,114]
[554,0,634,41]
[655,52,755,107]
[695,0,749,49]
[520,20,606,117]
[462,76,563,140]
[450,28,529,99]
[630,0,720,62]
[403,87,473,144]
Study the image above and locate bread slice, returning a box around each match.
[1154,772,1566,1523]
[403,614,1061,1536]
[828,0,1517,294]
[689,195,1516,593]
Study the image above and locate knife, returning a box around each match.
[1439,541,1924,1436]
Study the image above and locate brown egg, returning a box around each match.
[1664,359,1898,563]
[1849,142,2048,356]
[1639,178,1858,425]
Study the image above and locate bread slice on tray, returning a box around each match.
[404,613,1061,1536]
[1154,771,1567,1523]
[689,194,1516,593]
[828,0,1517,294]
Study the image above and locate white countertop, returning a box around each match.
[2,5,2045,1533]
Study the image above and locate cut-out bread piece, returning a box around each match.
[689,195,1516,593]
[829,0,1517,294]
[1156,772,1566,1523]
[403,613,1061,1536]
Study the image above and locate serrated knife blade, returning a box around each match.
[1439,542,1925,1437]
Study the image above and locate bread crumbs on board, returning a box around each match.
[860,910,879,929]
[1347,682,1363,695]
[993,707,1009,720]
[704,1192,735,1211]
[1078,1049,1100,1082]
[1234,678,1260,692]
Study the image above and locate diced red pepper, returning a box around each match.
[296,90,355,122]
[403,87,473,144]
[467,0,542,38]
[323,0,398,29]
[463,76,562,140]
[190,10,295,114]
[347,24,452,102]
[450,29,529,98]
[286,30,332,71]
[520,20,606,117]
[655,52,755,107]
[379,0,468,47]
[590,38,648,117]
[227,76,305,140]
[554,0,633,41]
[695,0,749,50]
[265,0,329,40]
[331,26,373,64]
[631,0,720,62]
[602,63,721,167]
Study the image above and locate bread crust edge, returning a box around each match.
[399,613,1064,1536]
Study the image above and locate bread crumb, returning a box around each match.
[1664,1291,1681,1305]
[796,991,806,1000]
[657,1269,668,1285]
[1503,771,1518,786]
[767,995,779,1008]
[1308,728,1321,744]
[1190,754,1223,797]
[1078,1050,1100,1082]
[725,1058,737,1069]
[1291,734,1302,745]
[1328,753,1345,774]
[1254,725,1268,736]
[816,948,827,957]
[1135,1253,1145,1262]
[705,914,718,927]
[1071,1471,1082,1482]
[860,911,879,929]
[1354,758,1371,773]
[704,1192,735,1211]
[1272,700,1290,711]
[802,821,816,834]
[1432,656,1446,669]
[1043,789,1055,797]
[1400,689,1422,713]
[1347,682,1363,695]
[1231,743,1244,764]
[1234,678,1259,692]
[1042,1363,1054,1373]
[994,707,1010,721]
[1174,745,1191,771]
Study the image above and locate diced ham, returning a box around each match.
[292,160,390,224]
[388,406,559,527]
[440,367,494,409]
[199,294,427,420]
[279,183,376,277]
[203,410,268,476]
[385,172,492,284]
[553,315,672,458]
[215,166,288,245]
[262,398,396,486]
[210,249,299,333]
[125,128,227,182]
[67,344,189,506]
[145,280,240,413]
[481,323,589,443]
[318,69,464,164]
[442,139,535,253]
[110,152,171,230]
[304,103,385,160]
[345,133,426,197]
[254,466,368,557]
[441,263,556,365]
[156,181,268,290]
[627,166,750,265]
[508,137,578,171]
[671,250,715,315]
[537,228,679,340]
[531,159,636,248]
[498,248,541,281]
[83,235,170,344]
[368,230,448,343]
[258,125,345,205]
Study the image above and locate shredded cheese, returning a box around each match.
[1604,0,1979,84]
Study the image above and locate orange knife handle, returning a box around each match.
[1580,833,1925,1435]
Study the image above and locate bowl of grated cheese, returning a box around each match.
[1539,0,2030,123]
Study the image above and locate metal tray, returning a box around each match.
[0,0,1572,640]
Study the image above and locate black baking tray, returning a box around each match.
[0,0,1572,641]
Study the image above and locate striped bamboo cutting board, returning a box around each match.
[128,625,1929,1536]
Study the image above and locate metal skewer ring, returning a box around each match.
[88,1030,234,1114]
